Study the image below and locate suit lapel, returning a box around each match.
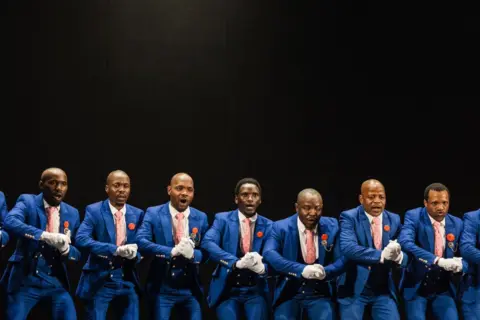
[252,216,265,253]
[160,204,174,247]
[359,208,373,248]
[36,194,47,231]
[382,211,390,249]
[421,208,434,253]
[59,202,70,236]
[445,215,455,258]
[317,220,326,264]
[101,200,116,244]
[125,205,137,243]
[187,210,202,246]
[286,215,300,261]
[227,211,240,254]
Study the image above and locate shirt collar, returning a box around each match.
[109,201,126,216]
[364,210,383,224]
[238,210,257,223]
[43,199,60,212]
[169,202,190,218]
[428,213,445,227]
[297,217,318,234]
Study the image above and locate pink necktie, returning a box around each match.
[114,211,126,246]
[372,216,382,250]
[305,229,316,264]
[242,218,251,254]
[46,207,58,233]
[175,212,185,245]
[433,221,444,257]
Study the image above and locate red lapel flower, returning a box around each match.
[257,231,264,238]
[128,223,135,230]
[321,234,328,241]
[63,221,69,228]
[446,233,455,242]
[384,225,390,232]
[192,227,199,234]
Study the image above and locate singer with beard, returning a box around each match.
[1,168,81,320]
[136,173,209,320]
[202,178,273,320]
[76,170,144,320]
[399,183,467,320]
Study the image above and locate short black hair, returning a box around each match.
[424,182,450,201]
[235,178,262,195]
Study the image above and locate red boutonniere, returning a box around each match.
[384,225,390,232]
[63,221,69,228]
[128,223,135,230]
[446,233,455,242]
[257,231,264,238]
[321,234,328,241]
[192,227,198,234]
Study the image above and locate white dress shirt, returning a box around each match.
[238,210,257,250]
[169,202,190,240]
[297,217,319,262]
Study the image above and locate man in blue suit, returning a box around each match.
[0,191,10,249]
[338,179,406,320]
[1,168,81,320]
[459,206,480,319]
[263,188,345,320]
[136,172,209,320]
[76,170,144,320]
[202,178,273,320]
[398,182,465,320]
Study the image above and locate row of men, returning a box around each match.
[0,168,479,320]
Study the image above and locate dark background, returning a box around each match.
[0,0,479,319]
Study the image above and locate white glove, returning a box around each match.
[437,258,462,272]
[246,252,266,274]
[381,240,403,264]
[41,232,71,250]
[124,244,138,260]
[116,245,130,258]
[177,238,194,259]
[236,254,255,269]
[451,257,463,273]
[302,264,325,280]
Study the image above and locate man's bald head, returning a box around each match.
[39,167,68,206]
[168,172,194,212]
[297,188,322,203]
[106,170,130,185]
[359,179,386,217]
[360,179,385,195]
[40,168,67,182]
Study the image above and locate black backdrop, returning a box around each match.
[1,0,479,319]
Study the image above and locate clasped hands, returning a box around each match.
[115,243,138,260]
[235,252,265,274]
[437,257,463,273]
[40,231,71,255]
[171,238,195,260]
[381,240,403,264]
[301,264,326,280]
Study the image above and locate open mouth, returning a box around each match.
[180,199,188,205]
[53,194,63,200]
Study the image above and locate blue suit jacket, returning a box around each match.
[201,210,273,307]
[263,214,345,307]
[136,202,209,299]
[338,206,408,303]
[456,209,480,304]
[75,199,144,299]
[0,191,10,248]
[1,193,81,293]
[398,207,467,301]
